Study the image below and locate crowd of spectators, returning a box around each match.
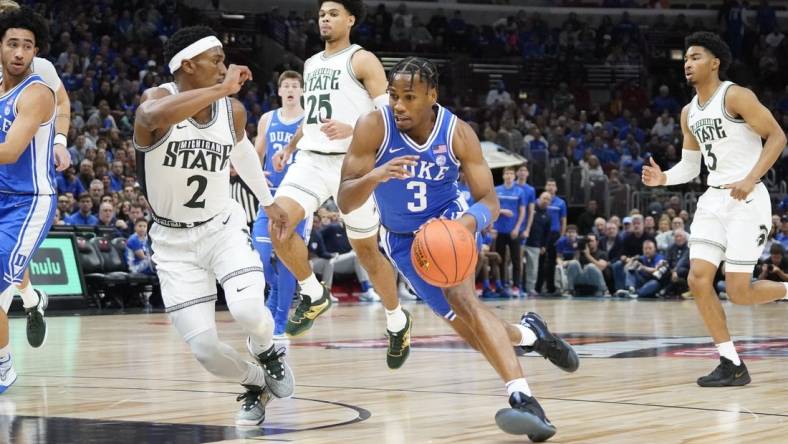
[22,0,787,301]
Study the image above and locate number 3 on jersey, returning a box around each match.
[407,181,427,212]
[306,93,332,124]
[703,144,717,171]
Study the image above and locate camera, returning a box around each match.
[653,260,669,279]
[767,264,775,273]
[576,236,587,251]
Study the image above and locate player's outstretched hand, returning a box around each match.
[222,64,253,95]
[641,157,666,187]
[722,176,757,201]
[53,143,71,172]
[370,155,417,183]
[319,117,353,140]
[265,202,291,242]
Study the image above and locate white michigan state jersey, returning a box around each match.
[298,44,374,153]
[687,81,763,187]
[134,82,236,226]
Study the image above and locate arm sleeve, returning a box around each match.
[663,149,702,186]
[33,57,63,91]
[230,134,274,207]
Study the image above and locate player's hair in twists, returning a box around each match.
[0,6,48,51]
[164,25,218,62]
[388,57,439,90]
[318,0,365,23]
[684,31,732,75]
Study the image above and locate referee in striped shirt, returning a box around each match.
[230,164,259,230]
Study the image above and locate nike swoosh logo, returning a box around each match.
[176,123,187,129]
[389,147,405,154]
[745,199,753,204]
[222,215,231,224]
[735,371,745,378]
[237,285,252,293]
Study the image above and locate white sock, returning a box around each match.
[0,345,10,363]
[16,283,37,308]
[716,341,741,366]
[299,274,323,299]
[386,305,407,332]
[515,324,538,347]
[505,378,531,397]
[241,362,266,387]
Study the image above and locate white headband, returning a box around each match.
[168,36,223,74]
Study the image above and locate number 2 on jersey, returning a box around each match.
[306,94,332,124]
[184,175,207,208]
[407,181,427,212]
[703,144,717,171]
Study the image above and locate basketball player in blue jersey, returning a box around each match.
[0,7,56,392]
[252,70,309,339]
[643,32,788,386]
[337,57,578,442]
[0,0,72,353]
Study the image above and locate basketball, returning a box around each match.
[411,219,478,288]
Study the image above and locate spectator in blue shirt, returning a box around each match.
[494,166,526,296]
[538,178,567,294]
[555,225,579,260]
[65,193,98,226]
[108,160,125,192]
[617,240,667,298]
[651,85,680,115]
[776,215,788,249]
[125,218,155,275]
[56,166,86,197]
[514,163,536,242]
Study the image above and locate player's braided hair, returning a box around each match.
[0,6,48,52]
[684,31,732,75]
[388,57,439,90]
[164,25,218,63]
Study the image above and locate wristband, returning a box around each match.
[54,133,67,146]
[464,202,492,234]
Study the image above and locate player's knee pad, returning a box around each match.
[186,329,247,378]
[227,290,274,342]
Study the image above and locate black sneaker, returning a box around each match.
[697,357,751,387]
[519,312,579,373]
[386,309,412,369]
[247,340,295,398]
[495,392,556,442]
[286,284,332,337]
[25,289,48,348]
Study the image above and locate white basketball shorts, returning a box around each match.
[275,150,379,239]
[149,201,264,311]
[689,182,772,273]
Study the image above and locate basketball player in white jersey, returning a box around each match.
[643,32,788,386]
[270,0,412,369]
[133,26,293,424]
[0,0,71,351]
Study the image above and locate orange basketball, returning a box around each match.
[411,219,478,288]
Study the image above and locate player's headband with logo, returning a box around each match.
[168,36,223,74]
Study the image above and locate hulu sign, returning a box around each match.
[29,234,86,297]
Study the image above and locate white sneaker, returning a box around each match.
[235,385,274,426]
[398,282,418,301]
[360,288,381,302]
[0,356,16,394]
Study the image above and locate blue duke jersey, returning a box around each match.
[0,74,56,195]
[374,105,463,233]
[261,110,303,190]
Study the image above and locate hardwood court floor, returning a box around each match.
[2,297,787,443]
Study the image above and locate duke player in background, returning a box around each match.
[0,0,72,353]
[0,7,57,392]
[252,70,310,339]
[337,57,578,442]
[643,31,788,387]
